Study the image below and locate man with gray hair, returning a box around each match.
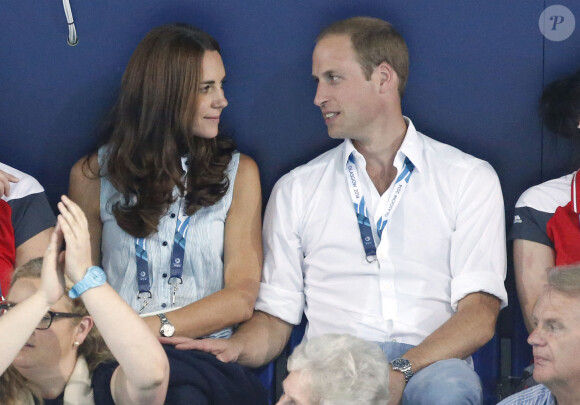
[499,265,580,405]
[277,334,390,405]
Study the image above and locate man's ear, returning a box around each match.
[376,62,399,95]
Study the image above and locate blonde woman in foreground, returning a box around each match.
[0,195,169,404]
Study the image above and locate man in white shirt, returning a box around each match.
[498,265,580,405]
[165,17,507,404]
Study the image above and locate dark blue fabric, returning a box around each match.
[163,344,268,405]
[92,360,117,405]
[90,346,268,405]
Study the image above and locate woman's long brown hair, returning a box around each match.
[95,23,235,237]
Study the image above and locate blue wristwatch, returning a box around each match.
[69,266,107,298]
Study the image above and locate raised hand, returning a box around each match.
[56,195,93,284]
[39,223,66,306]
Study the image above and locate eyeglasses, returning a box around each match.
[0,302,83,330]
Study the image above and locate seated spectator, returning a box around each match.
[499,264,580,405]
[0,164,55,295]
[512,69,580,333]
[277,334,390,405]
[0,195,169,404]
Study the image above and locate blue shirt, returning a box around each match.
[498,385,555,405]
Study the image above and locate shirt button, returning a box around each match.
[162,241,168,246]
[162,273,168,278]
[161,303,167,308]
[170,213,176,218]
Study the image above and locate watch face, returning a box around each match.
[88,267,107,284]
[161,324,175,337]
[391,358,410,370]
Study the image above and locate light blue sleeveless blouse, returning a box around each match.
[99,147,240,338]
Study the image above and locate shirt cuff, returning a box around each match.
[450,271,508,311]
[255,282,305,325]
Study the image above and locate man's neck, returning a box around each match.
[352,116,407,195]
[549,382,580,405]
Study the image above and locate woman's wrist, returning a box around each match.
[67,262,93,284]
[32,290,55,310]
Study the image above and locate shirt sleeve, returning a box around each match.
[9,191,55,247]
[254,174,306,325]
[509,205,553,247]
[0,163,56,247]
[449,162,508,310]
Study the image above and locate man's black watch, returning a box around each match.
[390,358,413,382]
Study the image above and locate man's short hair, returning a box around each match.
[287,333,390,404]
[547,264,580,297]
[317,16,409,98]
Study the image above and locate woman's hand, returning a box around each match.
[38,223,66,306]
[56,195,93,284]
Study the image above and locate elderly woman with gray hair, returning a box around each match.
[277,334,390,405]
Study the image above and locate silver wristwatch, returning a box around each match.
[157,313,175,337]
[390,357,413,382]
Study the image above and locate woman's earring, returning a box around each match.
[73,341,80,347]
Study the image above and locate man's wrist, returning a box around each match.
[390,357,414,383]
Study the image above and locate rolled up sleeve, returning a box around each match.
[449,162,508,311]
[255,174,306,325]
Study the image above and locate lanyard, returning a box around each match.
[345,152,414,262]
[135,200,191,312]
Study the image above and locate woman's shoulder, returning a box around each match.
[69,154,101,215]
[237,153,258,173]
[233,153,260,186]
[70,154,100,184]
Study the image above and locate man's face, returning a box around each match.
[312,35,383,141]
[528,290,580,390]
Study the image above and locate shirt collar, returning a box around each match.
[341,116,424,173]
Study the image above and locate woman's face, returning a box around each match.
[7,278,80,374]
[277,370,313,405]
[191,50,228,139]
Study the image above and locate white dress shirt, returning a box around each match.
[256,118,507,345]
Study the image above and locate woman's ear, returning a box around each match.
[74,316,94,346]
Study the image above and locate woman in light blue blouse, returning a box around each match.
[68,24,265,403]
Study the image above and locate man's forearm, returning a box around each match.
[401,292,500,373]
[232,310,294,368]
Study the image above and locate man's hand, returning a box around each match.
[387,370,406,405]
[159,336,242,363]
[0,170,18,198]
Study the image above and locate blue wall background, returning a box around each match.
[2,0,580,398]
